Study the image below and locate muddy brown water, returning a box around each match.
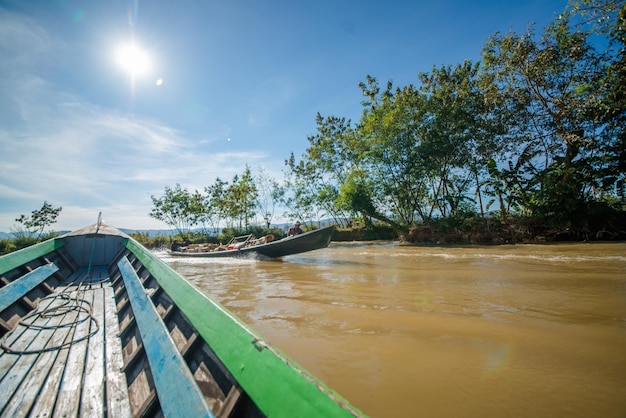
[159,242,626,417]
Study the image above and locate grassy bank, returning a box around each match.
[0,233,56,256]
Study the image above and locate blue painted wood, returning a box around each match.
[117,257,214,418]
[0,263,59,312]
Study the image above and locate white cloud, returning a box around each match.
[0,10,62,71]
[0,85,273,230]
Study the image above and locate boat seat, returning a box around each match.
[116,256,214,418]
[0,263,59,312]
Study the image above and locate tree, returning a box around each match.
[150,184,198,238]
[190,189,212,236]
[224,166,258,229]
[15,201,62,239]
[285,113,361,226]
[358,78,432,224]
[569,0,626,204]
[255,168,285,228]
[481,9,619,225]
[204,177,229,232]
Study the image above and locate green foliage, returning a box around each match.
[224,166,258,229]
[360,223,398,240]
[3,203,62,254]
[338,176,376,215]
[0,230,60,255]
[282,0,625,238]
[129,232,173,249]
[15,201,62,240]
[150,184,199,238]
[256,168,285,228]
[148,165,291,241]
[283,113,360,226]
[481,2,626,226]
[358,79,431,224]
[0,239,16,255]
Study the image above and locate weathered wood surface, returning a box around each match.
[0,263,59,312]
[118,256,214,418]
[0,291,64,415]
[104,281,132,417]
[0,266,131,417]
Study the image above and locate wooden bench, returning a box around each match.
[0,263,59,312]
[117,256,214,418]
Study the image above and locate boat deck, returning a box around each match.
[0,266,131,416]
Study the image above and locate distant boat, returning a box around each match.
[169,225,335,258]
[0,220,364,417]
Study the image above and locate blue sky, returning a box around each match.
[0,0,569,232]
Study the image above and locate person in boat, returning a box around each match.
[287,221,303,236]
[171,239,190,252]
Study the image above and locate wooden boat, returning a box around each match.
[0,220,364,417]
[169,226,335,258]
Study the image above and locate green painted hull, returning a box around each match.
[170,226,335,258]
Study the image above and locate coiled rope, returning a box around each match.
[2,213,106,355]
[1,277,102,354]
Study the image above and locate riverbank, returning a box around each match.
[3,211,625,256]
[334,213,626,245]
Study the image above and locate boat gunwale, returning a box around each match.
[0,239,65,276]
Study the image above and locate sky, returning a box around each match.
[0,0,570,232]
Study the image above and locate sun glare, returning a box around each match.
[115,43,150,76]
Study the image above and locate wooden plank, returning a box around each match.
[0,309,78,417]
[216,385,243,418]
[117,256,214,418]
[120,340,144,373]
[55,246,78,272]
[26,289,81,417]
[79,285,105,417]
[2,351,63,416]
[51,284,95,416]
[0,317,11,334]
[103,283,132,417]
[0,263,59,312]
[0,292,76,414]
[0,289,61,357]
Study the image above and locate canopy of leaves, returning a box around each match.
[283,0,625,237]
[15,201,62,240]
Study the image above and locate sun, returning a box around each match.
[115,43,151,76]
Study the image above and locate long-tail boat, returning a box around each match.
[0,219,364,417]
[169,226,335,258]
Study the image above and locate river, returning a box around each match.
[158,241,626,417]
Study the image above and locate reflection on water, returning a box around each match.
[158,242,626,418]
